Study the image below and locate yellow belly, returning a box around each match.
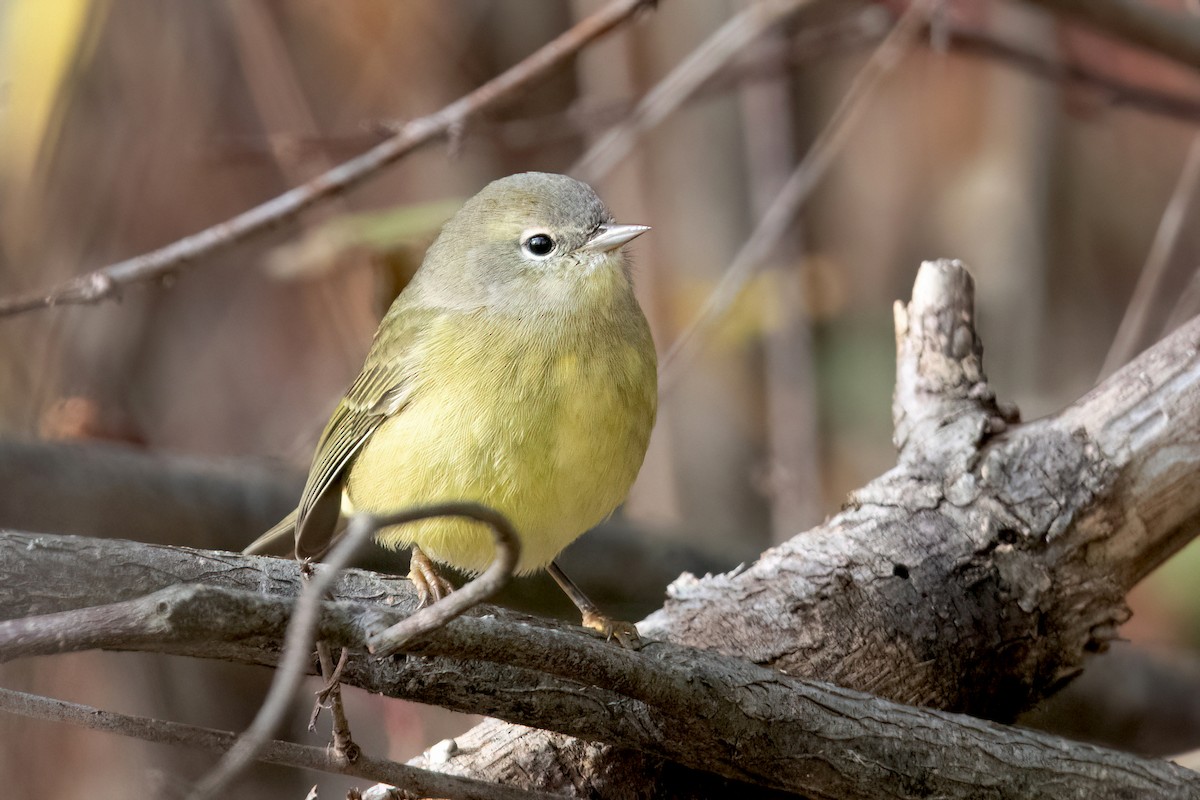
[345,323,656,575]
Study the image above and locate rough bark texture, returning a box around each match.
[2,545,1198,799]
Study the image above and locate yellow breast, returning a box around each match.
[345,310,656,575]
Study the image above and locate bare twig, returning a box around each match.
[0,0,655,319]
[947,24,1200,124]
[312,641,358,763]
[658,0,932,389]
[571,0,818,183]
[188,503,519,800]
[0,687,557,800]
[207,8,1200,163]
[365,506,519,656]
[1099,134,1200,379]
[1162,273,1200,334]
[1018,0,1200,73]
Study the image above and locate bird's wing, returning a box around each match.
[293,318,423,560]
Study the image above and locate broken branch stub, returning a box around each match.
[650,259,1198,721]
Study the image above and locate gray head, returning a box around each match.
[410,172,649,309]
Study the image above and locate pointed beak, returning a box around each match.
[578,223,650,254]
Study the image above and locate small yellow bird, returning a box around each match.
[246,172,657,644]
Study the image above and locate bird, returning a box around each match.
[245,172,658,645]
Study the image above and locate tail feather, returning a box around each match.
[243,509,298,557]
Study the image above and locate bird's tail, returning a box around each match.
[243,509,298,557]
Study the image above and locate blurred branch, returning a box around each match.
[0,688,555,800]
[1018,0,1200,72]
[226,0,373,361]
[659,0,932,388]
[204,8,890,166]
[571,0,818,183]
[1098,134,1200,379]
[946,24,1200,124]
[0,437,752,610]
[737,7,823,539]
[1,557,1197,799]
[207,7,1200,165]
[1023,643,1200,757]
[0,438,298,549]
[0,0,656,318]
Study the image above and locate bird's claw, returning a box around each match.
[582,610,642,649]
[408,556,455,609]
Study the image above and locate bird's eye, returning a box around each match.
[522,233,556,258]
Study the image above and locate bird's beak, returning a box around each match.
[579,223,650,253]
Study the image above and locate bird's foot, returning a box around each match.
[408,546,455,608]
[581,610,642,650]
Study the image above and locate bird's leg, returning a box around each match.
[408,545,455,608]
[547,560,641,649]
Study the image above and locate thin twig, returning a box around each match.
[366,505,519,655]
[0,0,655,319]
[188,502,520,800]
[658,0,932,389]
[210,10,1200,164]
[210,7,889,164]
[1162,270,1200,334]
[1018,0,1200,73]
[571,0,818,183]
[947,24,1200,124]
[312,641,358,763]
[1098,133,1200,379]
[0,687,556,800]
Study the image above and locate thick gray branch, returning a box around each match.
[0,565,1196,799]
[652,261,1200,717]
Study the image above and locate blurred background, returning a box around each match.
[2,0,1200,796]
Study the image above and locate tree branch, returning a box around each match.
[945,22,1200,124]
[1017,0,1200,73]
[2,573,1197,799]
[0,687,559,800]
[0,0,655,319]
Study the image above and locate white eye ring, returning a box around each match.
[520,230,557,260]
